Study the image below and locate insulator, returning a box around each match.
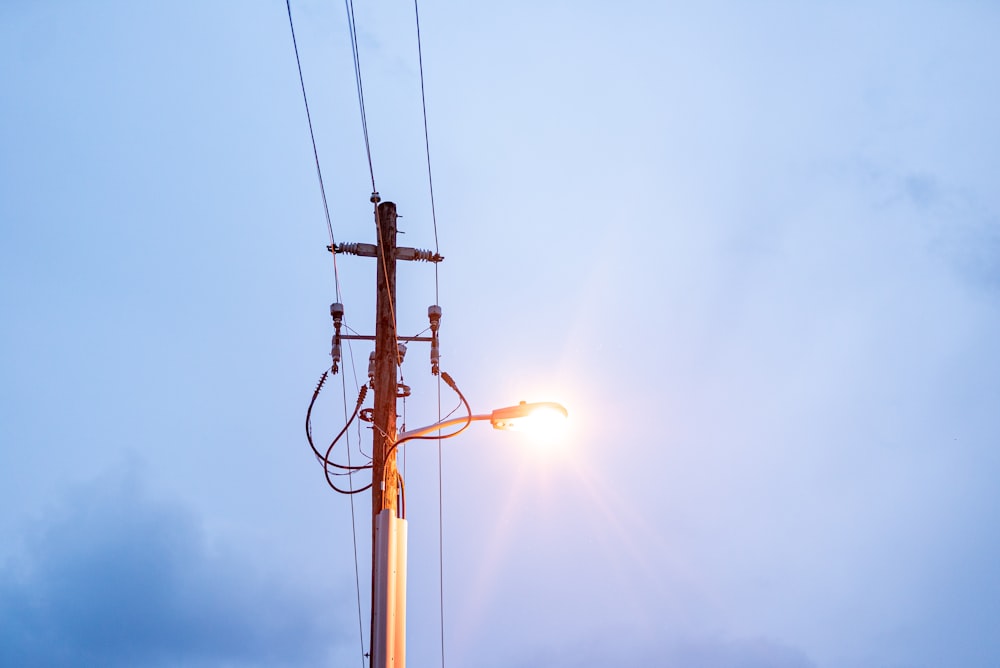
[428,304,442,331]
[410,248,443,263]
[331,339,342,374]
[397,342,407,365]
[368,352,376,384]
[330,302,344,321]
[430,341,440,376]
[336,242,372,256]
[331,242,378,258]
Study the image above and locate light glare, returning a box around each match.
[507,405,568,444]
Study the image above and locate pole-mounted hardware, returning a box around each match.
[330,302,345,374]
[329,242,443,263]
[326,210,444,377]
[320,200,447,668]
[428,305,442,376]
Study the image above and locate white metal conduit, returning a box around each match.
[372,509,408,668]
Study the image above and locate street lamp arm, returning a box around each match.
[398,414,491,440]
[395,400,570,443]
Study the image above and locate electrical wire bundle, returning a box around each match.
[305,369,470,506]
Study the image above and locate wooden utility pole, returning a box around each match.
[370,199,406,668]
[331,197,442,668]
[321,195,561,668]
[372,200,399,519]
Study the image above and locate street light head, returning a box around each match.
[490,401,569,436]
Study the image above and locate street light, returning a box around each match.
[372,398,568,668]
[396,400,569,439]
[317,201,570,668]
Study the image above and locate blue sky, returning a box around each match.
[2,1,999,667]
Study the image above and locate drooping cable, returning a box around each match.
[306,372,371,473]
[305,373,372,492]
[285,0,342,300]
[383,372,471,463]
[324,387,374,494]
[345,0,376,192]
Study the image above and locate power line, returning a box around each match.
[290,3,451,666]
[284,0,342,300]
[413,2,447,665]
[343,0,399,372]
[285,4,369,662]
[345,0,377,193]
[414,0,441,306]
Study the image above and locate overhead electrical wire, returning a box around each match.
[345,0,376,192]
[342,0,404,372]
[413,0,441,304]
[286,4,368,663]
[413,2,448,665]
[284,0,343,300]
[290,1,453,665]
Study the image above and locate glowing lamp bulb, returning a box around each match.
[490,401,569,441]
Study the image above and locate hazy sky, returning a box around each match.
[2,1,999,667]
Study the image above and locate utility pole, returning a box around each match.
[328,197,443,668]
[317,196,566,668]
[372,199,399,521]
[370,199,406,668]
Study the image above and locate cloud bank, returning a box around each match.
[0,469,345,668]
